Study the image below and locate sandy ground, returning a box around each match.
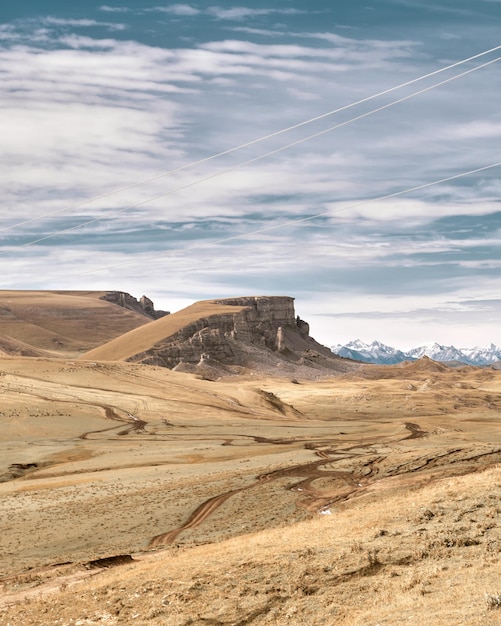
[0,355,500,624]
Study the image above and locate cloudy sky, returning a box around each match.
[1,0,500,349]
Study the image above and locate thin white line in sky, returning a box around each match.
[2,44,500,235]
[70,160,501,276]
[5,55,499,253]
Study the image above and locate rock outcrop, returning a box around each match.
[100,292,169,320]
[102,296,357,378]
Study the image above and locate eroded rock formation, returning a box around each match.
[100,292,169,320]
[126,296,352,377]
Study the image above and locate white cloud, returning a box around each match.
[207,6,302,20]
[145,4,201,16]
[0,28,496,228]
[231,26,288,37]
[99,4,301,19]
[440,120,501,140]
[99,5,132,12]
[0,25,18,41]
[325,198,501,224]
[41,17,127,31]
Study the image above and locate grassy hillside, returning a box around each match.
[0,290,153,355]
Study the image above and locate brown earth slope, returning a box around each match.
[1,466,499,626]
[0,290,162,356]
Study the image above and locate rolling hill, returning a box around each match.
[0,290,164,356]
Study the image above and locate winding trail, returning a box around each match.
[149,487,250,547]
[148,441,373,548]
[146,419,501,548]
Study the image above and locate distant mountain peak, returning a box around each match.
[331,340,501,366]
[331,339,409,365]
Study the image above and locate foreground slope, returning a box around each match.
[0,292,500,624]
[1,465,499,625]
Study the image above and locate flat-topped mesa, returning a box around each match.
[132,296,308,369]
[82,295,352,377]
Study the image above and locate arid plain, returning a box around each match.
[0,291,499,625]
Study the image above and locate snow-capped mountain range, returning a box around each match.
[331,340,501,366]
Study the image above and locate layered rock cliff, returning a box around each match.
[86,295,355,378]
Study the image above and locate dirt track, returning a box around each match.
[0,356,500,600]
[148,420,500,547]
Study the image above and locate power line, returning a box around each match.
[69,160,501,276]
[2,44,500,236]
[5,54,499,253]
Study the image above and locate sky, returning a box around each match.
[1,0,500,350]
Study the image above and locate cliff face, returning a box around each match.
[216,295,297,350]
[125,296,350,377]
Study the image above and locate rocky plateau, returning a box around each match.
[84,295,356,379]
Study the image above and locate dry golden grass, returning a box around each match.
[0,348,500,624]
[0,465,499,625]
[0,290,150,355]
